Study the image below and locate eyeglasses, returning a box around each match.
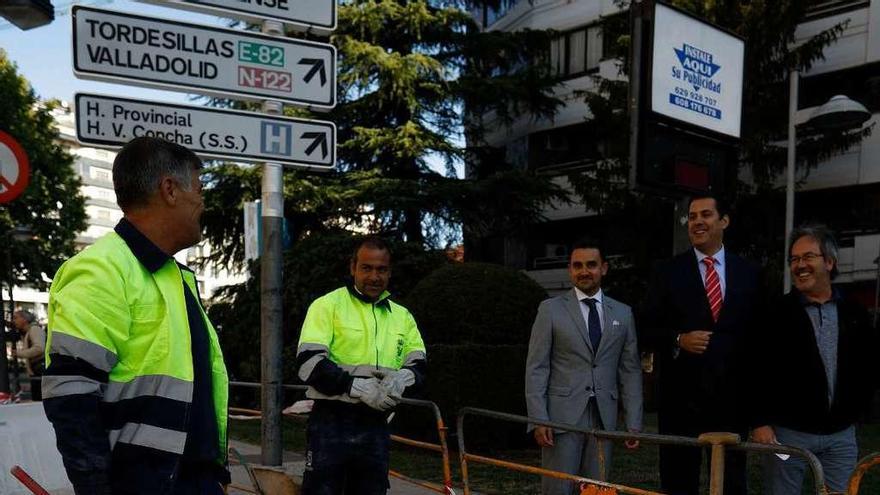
[788,252,823,265]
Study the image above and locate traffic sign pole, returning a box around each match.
[260,20,285,468]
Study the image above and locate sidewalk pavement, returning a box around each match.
[227,439,452,495]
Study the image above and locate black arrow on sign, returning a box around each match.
[301,132,328,159]
[298,58,327,86]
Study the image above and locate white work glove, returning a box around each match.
[377,369,415,400]
[349,377,397,411]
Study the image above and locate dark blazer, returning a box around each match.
[753,289,877,434]
[641,249,763,432]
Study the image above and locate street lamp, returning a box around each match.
[0,225,35,396]
[783,70,871,291]
[0,0,54,30]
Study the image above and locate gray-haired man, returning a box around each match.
[43,137,229,494]
[751,225,877,494]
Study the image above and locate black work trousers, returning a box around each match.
[302,400,391,495]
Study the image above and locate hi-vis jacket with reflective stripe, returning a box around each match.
[43,228,228,494]
[296,286,427,402]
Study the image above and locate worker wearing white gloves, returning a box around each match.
[290,236,427,495]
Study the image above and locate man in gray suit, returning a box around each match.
[525,240,643,494]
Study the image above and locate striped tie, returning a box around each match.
[704,257,723,322]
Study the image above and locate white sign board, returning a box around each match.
[244,200,261,263]
[73,6,336,108]
[141,0,336,34]
[651,3,744,138]
[75,93,336,170]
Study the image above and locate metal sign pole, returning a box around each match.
[627,0,644,190]
[0,279,8,394]
[259,19,285,469]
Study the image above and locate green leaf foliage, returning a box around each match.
[0,50,87,290]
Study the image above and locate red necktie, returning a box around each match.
[704,257,723,322]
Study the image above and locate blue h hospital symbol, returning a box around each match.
[260,122,293,155]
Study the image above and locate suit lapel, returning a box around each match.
[597,298,616,357]
[718,252,738,323]
[563,290,594,353]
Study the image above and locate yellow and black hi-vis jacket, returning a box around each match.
[295,285,427,404]
[43,219,229,494]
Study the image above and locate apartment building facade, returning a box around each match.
[472,0,880,305]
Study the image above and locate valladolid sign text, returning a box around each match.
[72,5,336,108]
[651,2,744,138]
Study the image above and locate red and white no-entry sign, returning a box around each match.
[0,130,30,204]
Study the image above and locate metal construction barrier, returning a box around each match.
[228,381,454,494]
[847,452,880,495]
[456,407,832,495]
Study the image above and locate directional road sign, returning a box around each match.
[72,6,336,108]
[140,0,336,34]
[0,130,30,204]
[75,93,336,170]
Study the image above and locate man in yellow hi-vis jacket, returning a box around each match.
[290,236,427,494]
[43,137,229,495]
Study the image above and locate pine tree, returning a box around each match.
[200,0,569,270]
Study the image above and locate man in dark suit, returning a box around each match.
[642,194,762,495]
[526,240,643,494]
[751,225,877,494]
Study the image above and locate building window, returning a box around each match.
[96,209,111,221]
[96,188,114,201]
[482,0,521,27]
[587,26,603,69]
[805,0,870,20]
[528,122,602,170]
[549,25,603,79]
[90,167,112,182]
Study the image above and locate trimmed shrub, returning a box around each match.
[405,262,547,345]
[395,263,547,447]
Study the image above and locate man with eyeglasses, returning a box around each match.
[642,193,763,495]
[751,225,877,494]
